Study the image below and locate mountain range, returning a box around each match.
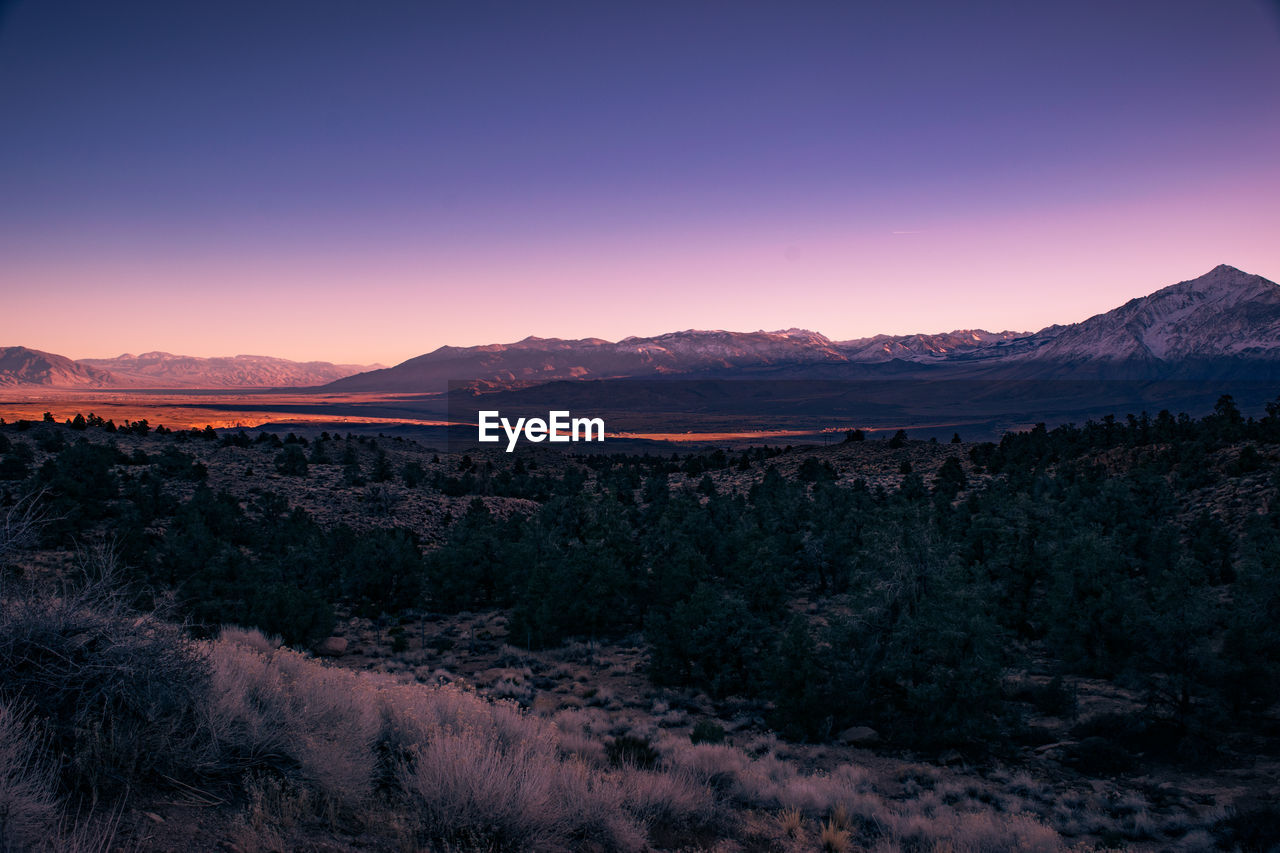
[325,264,1280,391]
[4,265,1278,391]
[0,347,118,388]
[0,350,379,389]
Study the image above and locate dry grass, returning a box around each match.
[203,639,380,807]
[0,700,58,850]
[819,817,852,852]
[0,583,1199,852]
[652,732,1077,852]
[218,624,282,656]
[618,768,715,830]
[210,629,713,851]
[778,806,804,837]
[0,700,123,853]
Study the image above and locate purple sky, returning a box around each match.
[2,1,1279,364]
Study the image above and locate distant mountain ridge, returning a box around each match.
[324,265,1280,391]
[0,347,117,388]
[835,329,1026,363]
[324,328,859,392]
[0,349,380,389]
[5,265,1278,390]
[321,327,1039,392]
[78,352,381,388]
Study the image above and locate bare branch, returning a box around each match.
[0,488,51,565]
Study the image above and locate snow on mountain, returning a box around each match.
[325,265,1280,391]
[324,328,850,392]
[836,330,1027,363]
[952,265,1280,371]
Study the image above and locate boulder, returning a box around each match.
[837,725,881,746]
[314,636,348,657]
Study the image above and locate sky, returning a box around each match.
[1,1,1279,365]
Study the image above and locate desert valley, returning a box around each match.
[3,265,1280,851]
[5,3,1280,850]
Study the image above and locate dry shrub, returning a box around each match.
[558,729,608,766]
[551,706,611,736]
[203,635,380,807]
[890,809,1064,852]
[487,669,535,705]
[664,742,749,791]
[607,734,659,769]
[205,634,674,849]
[0,490,47,566]
[0,701,123,853]
[0,577,209,797]
[727,754,877,818]
[381,682,645,851]
[398,727,639,851]
[617,768,715,830]
[205,633,675,848]
[0,700,58,850]
[244,771,311,832]
[658,736,1069,852]
[218,625,282,656]
[551,708,611,765]
[1,578,1075,853]
[53,807,123,853]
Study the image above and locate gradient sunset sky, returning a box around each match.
[2,1,1279,365]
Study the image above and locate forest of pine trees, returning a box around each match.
[2,395,1278,757]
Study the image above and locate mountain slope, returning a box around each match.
[949,264,1280,377]
[0,346,118,387]
[323,329,851,392]
[326,265,1280,391]
[837,330,1026,363]
[77,352,380,388]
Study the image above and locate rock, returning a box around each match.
[1033,740,1070,753]
[314,636,348,657]
[1033,740,1072,756]
[837,726,881,746]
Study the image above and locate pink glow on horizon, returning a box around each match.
[4,170,1277,367]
